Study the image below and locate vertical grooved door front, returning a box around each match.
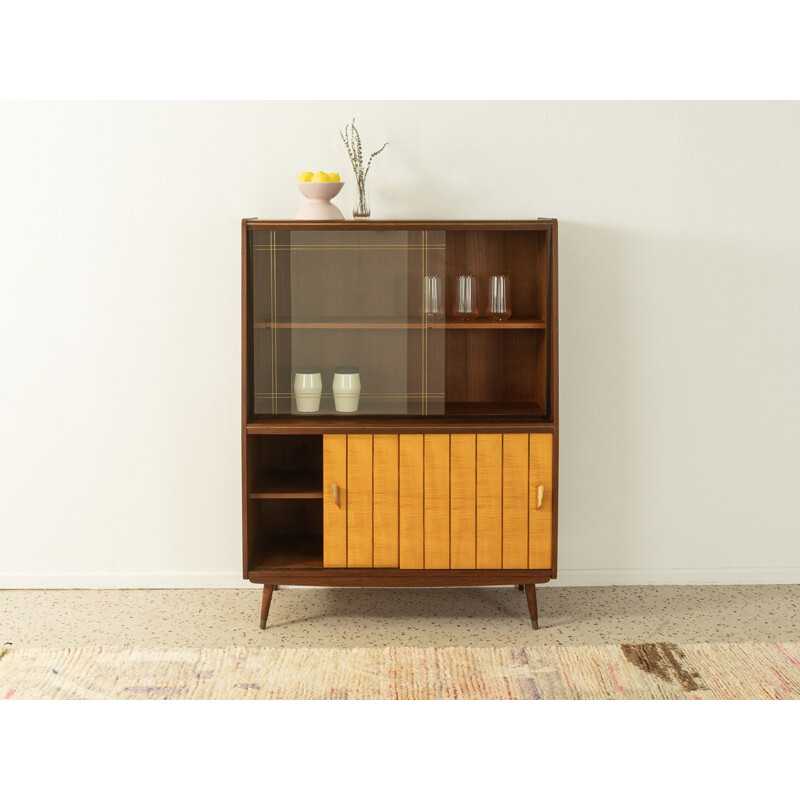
[323,432,552,573]
[347,434,373,568]
[323,435,347,568]
[476,434,503,569]
[450,434,476,569]
[502,433,529,569]
[529,434,553,569]
[399,434,424,569]
[373,434,399,568]
[424,434,450,569]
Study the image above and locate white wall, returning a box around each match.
[1,101,798,587]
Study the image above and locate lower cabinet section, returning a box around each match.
[322,433,553,569]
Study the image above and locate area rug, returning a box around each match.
[1,642,799,699]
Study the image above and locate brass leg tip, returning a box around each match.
[532,621,539,630]
[259,619,267,630]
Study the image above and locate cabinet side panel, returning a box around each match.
[399,434,424,569]
[450,434,476,569]
[373,434,399,568]
[323,435,347,568]
[502,433,529,569]
[529,433,553,569]
[347,434,373,568]
[424,434,450,569]
[476,434,502,569]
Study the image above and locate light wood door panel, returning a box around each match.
[323,434,347,568]
[323,432,553,572]
[424,434,450,569]
[502,433,529,569]
[476,433,503,569]
[399,434,424,569]
[529,433,553,569]
[373,434,399,568]
[450,434,476,569]
[347,434,373,568]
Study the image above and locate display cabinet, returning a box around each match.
[242,220,558,629]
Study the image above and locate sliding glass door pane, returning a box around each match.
[251,229,444,416]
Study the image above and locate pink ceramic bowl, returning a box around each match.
[295,181,345,220]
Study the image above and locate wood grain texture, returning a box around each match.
[550,220,559,578]
[248,419,555,435]
[241,221,250,577]
[399,434,424,569]
[476,434,503,569]
[528,433,553,570]
[502,433,529,569]
[373,434,399,568]
[246,220,556,232]
[450,434,476,569]
[346,434,373,568]
[243,221,559,613]
[248,567,553,586]
[424,434,450,569]
[524,583,539,630]
[259,584,275,629]
[323,435,347,568]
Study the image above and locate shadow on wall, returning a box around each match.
[558,221,642,571]
[558,219,800,575]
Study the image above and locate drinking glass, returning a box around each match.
[423,276,443,321]
[488,275,511,321]
[453,275,478,320]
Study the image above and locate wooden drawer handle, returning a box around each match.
[535,484,544,510]
[332,483,341,508]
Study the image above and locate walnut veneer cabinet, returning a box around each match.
[242,220,558,629]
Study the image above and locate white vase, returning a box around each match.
[332,367,361,413]
[294,371,322,413]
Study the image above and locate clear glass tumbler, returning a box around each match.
[488,275,511,321]
[453,275,478,321]
[423,276,443,321]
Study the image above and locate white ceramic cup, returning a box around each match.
[332,367,361,413]
[294,371,322,413]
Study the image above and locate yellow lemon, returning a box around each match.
[297,171,314,182]
[311,171,330,182]
[327,172,341,182]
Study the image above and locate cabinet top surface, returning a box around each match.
[244,219,556,231]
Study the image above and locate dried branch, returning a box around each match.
[339,117,389,206]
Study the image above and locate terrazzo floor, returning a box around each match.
[2,585,799,648]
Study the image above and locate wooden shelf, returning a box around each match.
[255,397,440,417]
[256,318,420,329]
[249,470,322,499]
[254,317,545,330]
[445,401,546,416]
[247,417,554,434]
[251,535,323,570]
[436,318,546,329]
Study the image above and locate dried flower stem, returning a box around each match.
[340,118,388,215]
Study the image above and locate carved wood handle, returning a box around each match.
[536,484,544,510]
[332,483,341,508]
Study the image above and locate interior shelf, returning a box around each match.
[445,401,546,416]
[256,318,419,329]
[250,535,323,570]
[434,318,545,329]
[254,317,545,330]
[249,470,322,499]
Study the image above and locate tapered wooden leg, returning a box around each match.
[524,584,539,630]
[517,584,524,591]
[259,584,275,630]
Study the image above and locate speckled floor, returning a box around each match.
[2,585,798,648]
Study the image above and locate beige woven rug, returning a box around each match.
[1,642,799,699]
